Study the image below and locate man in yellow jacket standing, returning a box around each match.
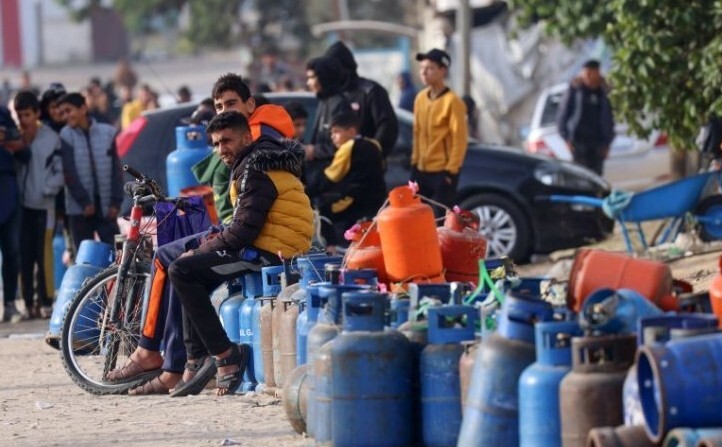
[412,49,468,215]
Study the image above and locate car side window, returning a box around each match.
[541,92,563,127]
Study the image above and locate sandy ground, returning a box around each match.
[0,324,306,447]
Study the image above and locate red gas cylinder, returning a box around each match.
[710,256,722,328]
[377,185,445,284]
[344,221,388,284]
[568,249,679,312]
[438,208,487,283]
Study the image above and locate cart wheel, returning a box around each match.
[695,195,722,241]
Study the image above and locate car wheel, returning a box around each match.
[695,195,722,242]
[460,193,532,262]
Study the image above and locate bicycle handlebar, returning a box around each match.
[123,164,145,181]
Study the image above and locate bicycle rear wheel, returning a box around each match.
[60,262,151,395]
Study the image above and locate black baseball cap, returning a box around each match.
[416,49,451,68]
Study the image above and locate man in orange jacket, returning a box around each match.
[106,73,297,395]
[412,49,468,216]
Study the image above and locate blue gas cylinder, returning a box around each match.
[305,283,342,440]
[409,283,453,321]
[166,125,210,197]
[219,295,244,343]
[317,284,373,324]
[637,332,722,443]
[52,229,66,291]
[296,282,330,366]
[457,294,554,447]
[390,298,410,329]
[297,254,344,288]
[664,428,722,447]
[241,271,264,299]
[262,265,284,297]
[340,268,378,286]
[624,314,718,427]
[47,240,114,347]
[237,297,257,393]
[519,321,583,447]
[331,291,414,447]
[251,298,265,385]
[421,305,477,447]
[580,288,663,334]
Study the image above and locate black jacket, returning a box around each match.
[195,136,313,257]
[308,136,387,225]
[325,41,399,158]
[307,56,354,161]
[556,77,615,148]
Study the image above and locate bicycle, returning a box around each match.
[60,165,183,395]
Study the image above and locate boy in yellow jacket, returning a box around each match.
[412,49,468,215]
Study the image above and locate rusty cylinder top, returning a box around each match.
[570,334,636,374]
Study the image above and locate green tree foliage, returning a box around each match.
[511,0,722,148]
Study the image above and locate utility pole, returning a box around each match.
[457,0,471,97]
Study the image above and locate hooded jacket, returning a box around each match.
[16,123,64,210]
[192,104,296,224]
[195,136,313,259]
[557,76,615,148]
[307,56,353,161]
[325,41,399,158]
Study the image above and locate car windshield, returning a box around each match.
[541,92,563,127]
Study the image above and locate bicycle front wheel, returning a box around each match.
[60,262,151,395]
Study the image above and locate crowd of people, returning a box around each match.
[0,40,478,395]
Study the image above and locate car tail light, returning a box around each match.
[654,132,668,147]
[527,139,556,158]
[116,116,148,158]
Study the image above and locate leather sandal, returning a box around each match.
[169,356,217,398]
[216,344,250,396]
[171,356,211,393]
[128,375,173,396]
[106,358,162,384]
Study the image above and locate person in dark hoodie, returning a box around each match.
[325,41,398,159]
[556,59,615,176]
[305,56,354,197]
[397,71,417,113]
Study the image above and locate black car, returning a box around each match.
[117,92,613,261]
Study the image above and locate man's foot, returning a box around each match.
[128,372,181,396]
[215,344,249,396]
[168,357,217,398]
[39,306,52,319]
[106,348,163,383]
[6,306,30,324]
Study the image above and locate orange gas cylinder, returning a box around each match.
[438,208,487,283]
[710,256,722,328]
[377,185,445,284]
[344,221,388,284]
[567,249,678,312]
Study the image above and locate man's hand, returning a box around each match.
[179,250,194,258]
[566,140,574,154]
[602,147,610,160]
[444,171,456,185]
[83,204,96,217]
[107,206,119,220]
[304,144,315,161]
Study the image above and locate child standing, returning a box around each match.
[14,91,64,319]
[308,111,387,247]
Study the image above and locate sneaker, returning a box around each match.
[10,308,30,324]
[39,306,53,319]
